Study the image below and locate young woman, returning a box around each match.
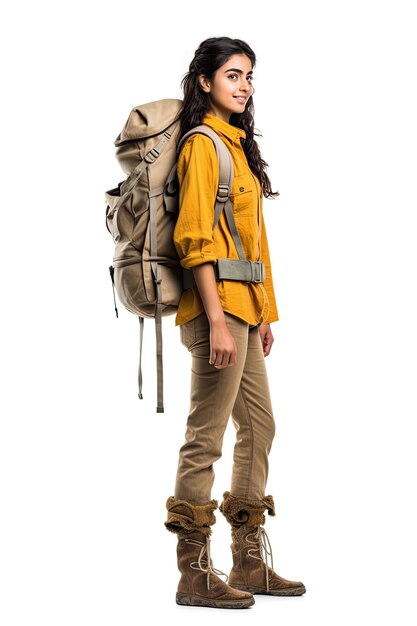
[164,36,306,609]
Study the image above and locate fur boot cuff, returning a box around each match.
[164,496,219,537]
[219,490,276,527]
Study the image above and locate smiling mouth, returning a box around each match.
[234,96,246,101]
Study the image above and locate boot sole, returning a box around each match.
[230,583,306,596]
[176,592,255,608]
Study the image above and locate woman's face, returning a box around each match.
[199,53,254,122]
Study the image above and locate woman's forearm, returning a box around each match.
[191,263,226,325]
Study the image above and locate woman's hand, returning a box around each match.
[209,320,238,368]
[190,263,238,368]
[259,323,274,356]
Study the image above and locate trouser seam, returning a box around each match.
[237,383,254,500]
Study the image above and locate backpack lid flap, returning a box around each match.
[114,98,182,145]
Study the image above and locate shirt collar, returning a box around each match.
[201,112,246,145]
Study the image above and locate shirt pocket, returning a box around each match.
[230,173,255,218]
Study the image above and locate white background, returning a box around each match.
[1,0,416,624]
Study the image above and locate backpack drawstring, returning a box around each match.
[109,266,119,318]
[138,316,144,400]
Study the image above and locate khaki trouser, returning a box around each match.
[173,311,276,505]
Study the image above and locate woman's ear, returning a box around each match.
[198,74,211,93]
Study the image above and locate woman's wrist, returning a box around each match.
[208,312,227,326]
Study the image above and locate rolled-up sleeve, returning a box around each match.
[260,208,279,323]
[173,133,219,270]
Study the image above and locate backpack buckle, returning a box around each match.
[144,147,160,163]
[217,184,230,202]
[250,261,265,283]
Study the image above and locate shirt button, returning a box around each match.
[239,186,245,192]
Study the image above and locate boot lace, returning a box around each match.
[245,525,274,592]
[184,536,229,590]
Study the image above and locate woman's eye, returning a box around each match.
[228,73,253,82]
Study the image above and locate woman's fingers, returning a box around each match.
[259,324,274,356]
[210,348,234,368]
[210,340,237,368]
[209,321,238,368]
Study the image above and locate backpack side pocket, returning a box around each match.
[105,182,134,243]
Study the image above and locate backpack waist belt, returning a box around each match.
[182,258,265,290]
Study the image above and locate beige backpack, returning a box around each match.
[105,98,265,413]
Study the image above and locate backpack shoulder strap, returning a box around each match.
[177,126,246,260]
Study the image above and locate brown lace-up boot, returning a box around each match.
[219,491,306,596]
[164,496,255,608]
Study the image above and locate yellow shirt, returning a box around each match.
[173,112,279,327]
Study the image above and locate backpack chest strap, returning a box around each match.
[182,258,265,290]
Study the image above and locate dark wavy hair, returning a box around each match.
[176,36,279,198]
